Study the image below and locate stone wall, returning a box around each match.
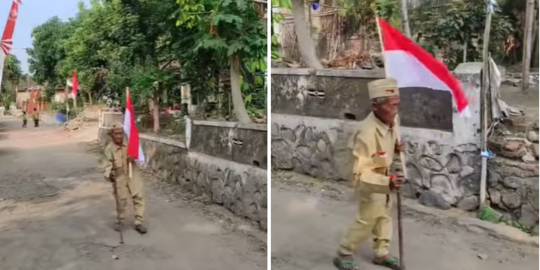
[271,66,489,213]
[98,119,268,230]
[485,116,539,234]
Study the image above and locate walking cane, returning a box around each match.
[396,181,405,270]
[396,137,406,270]
[112,181,125,245]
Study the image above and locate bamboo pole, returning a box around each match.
[479,7,493,207]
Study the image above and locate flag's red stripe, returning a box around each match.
[1,1,20,55]
[72,70,78,96]
[126,91,140,159]
[377,18,468,112]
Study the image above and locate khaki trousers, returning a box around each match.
[114,171,145,225]
[338,195,392,257]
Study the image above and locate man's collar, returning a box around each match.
[113,142,126,150]
[369,112,394,136]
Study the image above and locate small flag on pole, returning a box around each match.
[72,70,78,97]
[376,17,470,117]
[124,89,145,164]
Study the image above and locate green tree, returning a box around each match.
[1,55,23,107]
[27,0,266,132]
[176,0,267,123]
[409,0,515,69]
[27,17,74,100]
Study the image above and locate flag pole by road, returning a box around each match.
[375,17,405,270]
[479,1,494,208]
[72,71,79,117]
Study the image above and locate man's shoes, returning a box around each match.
[135,224,148,234]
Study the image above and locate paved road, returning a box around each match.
[271,171,539,270]
[0,117,266,270]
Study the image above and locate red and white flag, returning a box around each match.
[377,18,470,117]
[124,90,145,164]
[0,0,22,94]
[72,70,79,97]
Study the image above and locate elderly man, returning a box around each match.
[104,122,147,234]
[333,78,405,270]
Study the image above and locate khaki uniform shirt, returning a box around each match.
[104,141,129,180]
[32,111,39,120]
[351,112,399,201]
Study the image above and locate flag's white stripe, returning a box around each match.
[0,51,5,94]
[138,144,145,164]
[123,109,131,138]
[385,50,451,91]
[123,108,145,163]
[385,50,470,117]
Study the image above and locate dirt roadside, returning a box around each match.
[271,171,539,270]
[0,116,266,270]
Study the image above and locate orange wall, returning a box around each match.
[25,89,47,112]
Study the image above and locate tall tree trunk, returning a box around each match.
[521,0,535,91]
[151,87,160,133]
[531,16,539,68]
[291,0,323,69]
[399,0,412,38]
[229,55,251,124]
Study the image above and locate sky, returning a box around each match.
[1,0,91,73]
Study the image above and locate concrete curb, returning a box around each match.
[273,171,539,248]
[401,199,539,247]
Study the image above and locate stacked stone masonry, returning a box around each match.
[485,116,539,234]
[271,66,538,235]
[98,119,268,230]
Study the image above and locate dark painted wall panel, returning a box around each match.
[271,74,453,131]
[190,125,267,169]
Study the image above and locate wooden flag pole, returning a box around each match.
[479,2,494,207]
[126,87,133,179]
[73,96,78,116]
[375,17,405,270]
[129,161,133,178]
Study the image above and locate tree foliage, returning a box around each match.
[1,55,23,106]
[27,0,266,126]
[410,0,515,69]
[2,55,22,90]
[176,0,267,122]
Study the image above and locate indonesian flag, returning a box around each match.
[72,70,78,97]
[124,89,145,164]
[377,18,470,117]
[0,0,22,94]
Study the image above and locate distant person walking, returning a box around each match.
[21,111,27,127]
[32,108,40,127]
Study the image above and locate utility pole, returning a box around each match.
[521,0,535,92]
